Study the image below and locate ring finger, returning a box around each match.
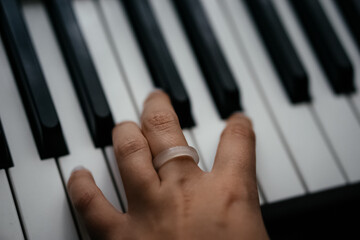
[141,90,201,181]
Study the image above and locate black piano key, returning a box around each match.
[289,0,356,95]
[244,0,311,104]
[172,0,242,119]
[0,0,68,159]
[44,0,114,147]
[121,0,195,128]
[335,0,360,53]
[0,120,14,169]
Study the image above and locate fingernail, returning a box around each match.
[71,165,86,174]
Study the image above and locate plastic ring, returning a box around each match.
[152,146,199,170]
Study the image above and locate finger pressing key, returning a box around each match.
[141,90,202,181]
[67,168,125,235]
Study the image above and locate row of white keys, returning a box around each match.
[273,0,360,183]
[222,0,346,192]
[0,37,78,239]
[149,0,304,202]
[72,0,139,211]
[0,170,24,240]
[200,0,305,202]
[320,1,360,120]
[96,0,205,170]
[22,2,121,238]
[149,0,223,172]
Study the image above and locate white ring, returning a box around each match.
[152,146,199,170]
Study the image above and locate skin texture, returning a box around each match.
[67,90,269,240]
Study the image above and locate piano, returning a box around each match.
[0,0,359,239]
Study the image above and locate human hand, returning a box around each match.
[67,90,269,240]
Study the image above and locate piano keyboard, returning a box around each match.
[0,0,359,239]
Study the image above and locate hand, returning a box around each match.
[67,90,269,240]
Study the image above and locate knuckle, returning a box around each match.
[238,187,260,204]
[115,137,148,160]
[143,110,179,132]
[222,181,259,205]
[223,122,256,142]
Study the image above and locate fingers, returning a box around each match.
[141,90,201,181]
[213,113,257,188]
[67,168,123,234]
[113,122,160,201]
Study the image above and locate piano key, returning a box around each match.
[0,120,14,169]
[44,0,114,148]
[222,0,346,192]
[72,0,139,211]
[171,0,242,118]
[334,0,360,53]
[97,0,205,170]
[322,1,360,121]
[0,37,78,240]
[0,170,24,240]
[313,0,360,181]
[22,2,122,238]
[289,0,356,95]
[198,0,305,202]
[258,189,265,205]
[243,0,310,104]
[0,0,68,159]
[120,0,194,129]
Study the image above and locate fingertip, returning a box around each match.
[144,89,171,106]
[227,112,253,128]
[67,167,94,195]
[71,165,86,174]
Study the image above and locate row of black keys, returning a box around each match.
[0,0,359,165]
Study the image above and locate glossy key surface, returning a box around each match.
[45,0,114,148]
[121,0,195,128]
[244,0,310,104]
[0,0,68,159]
[289,0,356,95]
[172,0,242,118]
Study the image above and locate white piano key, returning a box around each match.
[72,0,139,212]
[73,0,138,124]
[222,0,346,192]
[97,0,204,169]
[273,0,360,183]
[97,0,153,112]
[22,2,121,237]
[0,170,24,240]
[0,38,78,240]
[258,188,265,205]
[201,0,305,202]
